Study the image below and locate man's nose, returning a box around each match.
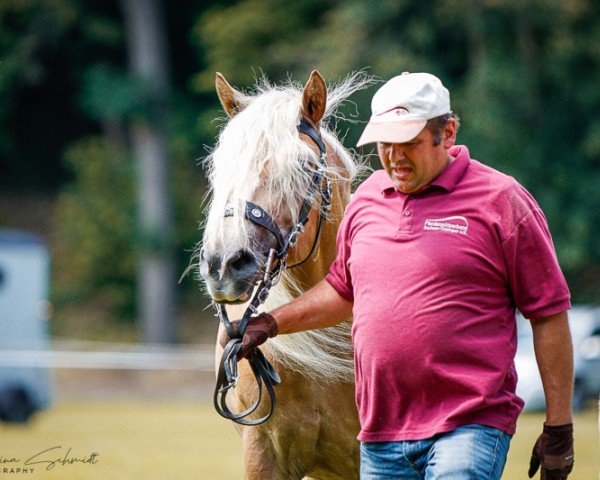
[390,144,406,160]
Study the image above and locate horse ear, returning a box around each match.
[215,72,249,117]
[301,70,327,125]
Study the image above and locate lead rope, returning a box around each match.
[213,118,330,425]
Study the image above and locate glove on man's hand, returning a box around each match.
[218,312,278,358]
[528,423,574,480]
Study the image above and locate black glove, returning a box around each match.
[218,312,279,358]
[528,423,574,479]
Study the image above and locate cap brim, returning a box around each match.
[356,119,427,147]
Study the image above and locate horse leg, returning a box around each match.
[241,427,305,480]
[241,428,281,480]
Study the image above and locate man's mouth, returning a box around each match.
[392,166,412,180]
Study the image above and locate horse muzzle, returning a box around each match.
[199,247,261,304]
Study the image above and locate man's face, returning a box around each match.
[377,119,456,194]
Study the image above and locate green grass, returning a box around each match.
[0,401,243,480]
[0,401,597,479]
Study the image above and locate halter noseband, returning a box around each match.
[214,117,332,426]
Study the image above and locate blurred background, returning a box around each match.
[0,0,597,478]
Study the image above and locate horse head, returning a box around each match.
[199,71,333,304]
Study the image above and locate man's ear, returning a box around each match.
[301,70,327,126]
[443,117,457,149]
[215,72,250,117]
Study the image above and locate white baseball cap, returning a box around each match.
[356,72,451,147]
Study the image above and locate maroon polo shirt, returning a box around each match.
[326,145,571,442]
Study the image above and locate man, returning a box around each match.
[225,72,575,479]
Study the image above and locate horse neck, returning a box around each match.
[284,147,351,292]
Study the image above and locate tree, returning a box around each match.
[122,0,177,343]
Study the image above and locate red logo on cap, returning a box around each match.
[377,105,410,116]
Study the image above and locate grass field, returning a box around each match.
[0,401,597,479]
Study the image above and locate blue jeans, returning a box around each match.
[360,424,512,479]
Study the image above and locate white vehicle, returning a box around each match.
[516,306,600,412]
[0,230,53,422]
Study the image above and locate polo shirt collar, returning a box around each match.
[380,144,471,195]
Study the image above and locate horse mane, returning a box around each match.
[203,72,374,383]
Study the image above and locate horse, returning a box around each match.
[198,70,372,479]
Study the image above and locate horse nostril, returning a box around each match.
[199,248,221,277]
[225,249,256,273]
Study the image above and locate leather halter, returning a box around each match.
[214,117,332,425]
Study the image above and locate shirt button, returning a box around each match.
[404,210,411,216]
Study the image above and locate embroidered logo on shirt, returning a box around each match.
[423,216,469,235]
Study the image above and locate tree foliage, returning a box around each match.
[54,137,137,318]
[0,0,124,189]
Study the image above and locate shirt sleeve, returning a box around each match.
[501,206,571,320]
[325,207,355,301]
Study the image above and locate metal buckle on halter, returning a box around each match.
[262,249,276,283]
[286,226,302,248]
[257,285,271,304]
[269,259,285,287]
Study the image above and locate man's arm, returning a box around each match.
[528,310,575,479]
[271,278,353,334]
[530,310,573,424]
[220,278,353,357]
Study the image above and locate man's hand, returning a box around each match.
[528,423,574,479]
[218,312,279,358]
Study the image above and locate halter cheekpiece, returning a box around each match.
[214,117,332,425]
